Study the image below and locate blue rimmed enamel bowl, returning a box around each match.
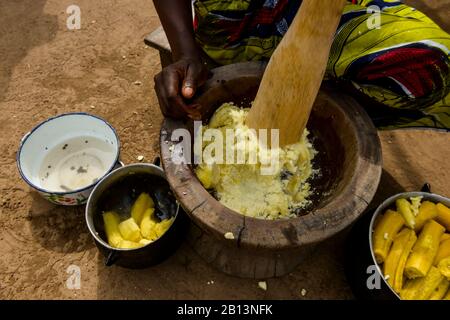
[17,113,121,205]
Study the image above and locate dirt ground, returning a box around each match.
[0,0,449,299]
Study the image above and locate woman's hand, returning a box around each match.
[154,57,208,119]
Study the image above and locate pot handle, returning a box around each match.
[105,250,119,267]
[421,183,431,193]
[114,160,125,170]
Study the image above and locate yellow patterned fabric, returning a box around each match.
[194,0,450,130]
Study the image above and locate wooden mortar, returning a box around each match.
[160,62,382,279]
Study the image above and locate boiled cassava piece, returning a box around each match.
[435,238,450,265]
[396,198,417,229]
[429,279,450,300]
[405,220,445,279]
[153,217,175,238]
[131,192,154,225]
[140,208,157,240]
[414,201,438,232]
[436,203,450,231]
[102,211,123,247]
[383,228,416,292]
[392,230,417,293]
[117,240,143,249]
[101,192,174,249]
[372,209,405,264]
[401,266,444,300]
[438,257,450,280]
[140,239,152,245]
[118,218,142,242]
[444,290,450,300]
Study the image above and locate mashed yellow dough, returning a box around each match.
[195,103,317,220]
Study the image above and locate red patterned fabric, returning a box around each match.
[355,48,448,98]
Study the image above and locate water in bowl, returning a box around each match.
[38,136,116,192]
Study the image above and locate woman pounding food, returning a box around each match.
[152,0,450,220]
[153,0,450,129]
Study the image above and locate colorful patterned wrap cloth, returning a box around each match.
[194,0,450,129]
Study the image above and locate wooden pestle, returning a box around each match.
[246,0,347,147]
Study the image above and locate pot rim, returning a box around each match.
[85,163,180,251]
[368,191,450,299]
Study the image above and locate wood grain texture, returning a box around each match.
[246,0,347,146]
[160,62,382,278]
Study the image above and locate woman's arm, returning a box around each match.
[153,0,198,61]
[153,0,208,119]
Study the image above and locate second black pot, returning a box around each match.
[85,163,188,269]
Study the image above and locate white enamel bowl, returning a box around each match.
[17,113,120,205]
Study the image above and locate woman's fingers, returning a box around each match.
[182,60,208,99]
[182,65,197,99]
[154,72,183,119]
[162,68,194,116]
[154,58,209,119]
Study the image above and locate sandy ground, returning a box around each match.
[0,0,449,299]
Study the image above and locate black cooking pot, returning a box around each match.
[85,160,188,269]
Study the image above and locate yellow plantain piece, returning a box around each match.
[438,257,450,280]
[117,240,143,249]
[102,211,123,247]
[140,208,158,240]
[116,234,153,249]
[384,229,416,290]
[445,290,450,300]
[396,198,416,229]
[429,279,449,300]
[141,207,155,221]
[445,291,450,300]
[154,217,175,238]
[373,209,405,263]
[131,192,154,225]
[414,201,438,232]
[405,220,445,279]
[436,203,450,231]
[442,233,450,242]
[401,267,444,300]
[434,238,450,266]
[392,229,417,293]
[118,217,142,242]
[139,238,152,246]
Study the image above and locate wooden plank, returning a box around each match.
[144,26,171,52]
